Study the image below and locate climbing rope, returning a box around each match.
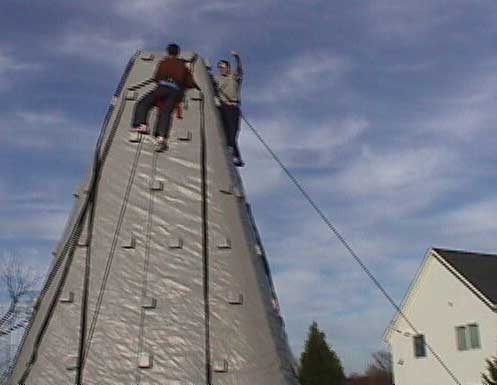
[135,150,158,384]
[83,138,145,364]
[199,90,213,385]
[84,53,201,379]
[240,112,463,385]
[15,51,141,384]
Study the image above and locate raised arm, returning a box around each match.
[231,51,243,80]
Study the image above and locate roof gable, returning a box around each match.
[433,248,497,306]
[385,249,432,341]
[386,247,497,342]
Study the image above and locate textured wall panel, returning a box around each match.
[9,52,297,385]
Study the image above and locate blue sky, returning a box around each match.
[2,0,497,375]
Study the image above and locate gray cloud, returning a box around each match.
[3,0,497,375]
[0,50,42,88]
[0,212,67,241]
[1,110,97,153]
[247,52,352,103]
[55,30,145,69]
[0,177,74,242]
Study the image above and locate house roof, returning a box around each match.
[433,248,497,306]
[385,247,497,341]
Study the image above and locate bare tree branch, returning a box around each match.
[364,350,393,385]
[0,254,41,330]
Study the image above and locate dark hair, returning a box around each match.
[217,60,230,69]
[167,43,180,56]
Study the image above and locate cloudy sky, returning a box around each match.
[2,0,497,375]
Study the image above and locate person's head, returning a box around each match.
[217,59,231,75]
[167,43,180,57]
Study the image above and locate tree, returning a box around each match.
[345,351,393,385]
[346,373,369,385]
[299,321,346,385]
[482,355,497,385]
[0,254,40,327]
[365,351,393,385]
[0,254,41,380]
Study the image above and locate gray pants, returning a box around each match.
[219,104,241,159]
[132,85,183,138]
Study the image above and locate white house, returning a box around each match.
[386,248,497,385]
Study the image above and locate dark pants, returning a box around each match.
[219,104,241,159]
[132,85,182,138]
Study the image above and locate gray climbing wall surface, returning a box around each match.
[8,52,298,385]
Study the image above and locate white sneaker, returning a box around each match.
[154,138,168,152]
[131,124,149,134]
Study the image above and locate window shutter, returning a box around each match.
[468,324,481,349]
[456,326,467,351]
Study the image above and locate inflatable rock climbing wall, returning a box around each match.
[8,52,298,385]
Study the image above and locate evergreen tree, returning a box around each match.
[299,321,346,385]
[482,355,497,385]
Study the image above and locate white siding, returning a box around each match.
[388,254,497,385]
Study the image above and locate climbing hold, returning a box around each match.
[176,129,192,142]
[138,352,153,369]
[141,53,154,61]
[216,236,231,249]
[168,236,183,249]
[125,90,138,101]
[227,293,244,305]
[65,355,78,371]
[142,297,157,310]
[77,239,89,247]
[150,180,164,191]
[129,131,141,143]
[212,359,229,373]
[60,292,75,304]
[121,234,136,249]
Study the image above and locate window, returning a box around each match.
[468,324,481,349]
[456,323,481,351]
[456,326,467,351]
[413,334,426,358]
